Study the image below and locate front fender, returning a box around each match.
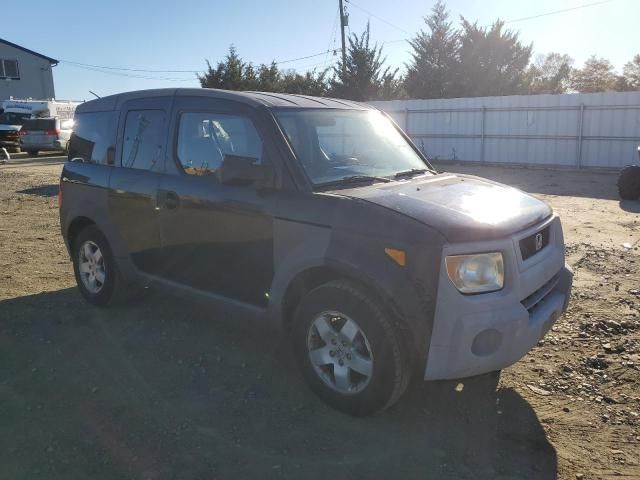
[267,218,332,322]
[268,213,444,365]
[325,227,443,364]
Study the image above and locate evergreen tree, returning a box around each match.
[199,46,249,90]
[199,46,329,95]
[456,19,532,97]
[330,23,399,101]
[257,62,280,91]
[280,69,330,96]
[405,1,459,99]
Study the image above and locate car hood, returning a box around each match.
[332,173,552,242]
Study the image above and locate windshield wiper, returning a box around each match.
[394,168,429,178]
[316,175,392,188]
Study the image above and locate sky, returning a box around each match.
[3,0,639,101]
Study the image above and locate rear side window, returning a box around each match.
[121,110,165,171]
[68,111,117,164]
[176,112,262,176]
[22,118,57,131]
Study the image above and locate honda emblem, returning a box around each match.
[535,232,543,251]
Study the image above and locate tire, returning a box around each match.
[71,225,127,306]
[27,150,39,156]
[291,280,412,416]
[618,165,640,200]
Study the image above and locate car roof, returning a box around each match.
[76,88,373,113]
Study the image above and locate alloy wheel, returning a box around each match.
[306,311,374,395]
[78,240,106,294]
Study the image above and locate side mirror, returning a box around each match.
[217,154,273,187]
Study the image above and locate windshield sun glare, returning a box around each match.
[275,109,430,186]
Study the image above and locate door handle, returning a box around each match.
[158,189,179,209]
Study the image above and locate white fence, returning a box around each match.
[370,91,640,169]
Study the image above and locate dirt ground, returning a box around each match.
[0,157,639,480]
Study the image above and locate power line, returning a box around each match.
[295,58,337,71]
[376,0,616,46]
[59,49,339,75]
[60,60,201,73]
[503,0,615,24]
[381,39,409,46]
[344,0,411,34]
[274,50,339,65]
[60,50,342,82]
[325,9,340,65]
[63,62,197,82]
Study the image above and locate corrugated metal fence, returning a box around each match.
[370,91,640,169]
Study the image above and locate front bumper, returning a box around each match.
[0,139,20,148]
[424,215,573,380]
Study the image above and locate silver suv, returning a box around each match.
[19,117,73,155]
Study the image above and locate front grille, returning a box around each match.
[521,274,559,313]
[519,225,550,260]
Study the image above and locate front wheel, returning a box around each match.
[292,280,412,416]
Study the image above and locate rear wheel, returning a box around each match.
[72,225,126,306]
[618,165,640,200]
[292,280,412,416]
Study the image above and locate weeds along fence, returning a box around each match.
[370,91,640,169]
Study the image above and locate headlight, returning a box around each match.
[445,252,504,294]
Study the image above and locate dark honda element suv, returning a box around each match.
[60,88,572,415]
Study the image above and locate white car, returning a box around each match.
[19,117,74,156]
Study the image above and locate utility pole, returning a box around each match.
[339,0,348,76]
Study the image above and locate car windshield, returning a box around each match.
[275,109,431,186]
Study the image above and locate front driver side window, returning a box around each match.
[177,112,263,176]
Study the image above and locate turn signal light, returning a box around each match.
[384,247,406,266]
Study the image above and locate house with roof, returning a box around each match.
[0,38,58,101]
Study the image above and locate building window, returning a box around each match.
[0,59,20,80]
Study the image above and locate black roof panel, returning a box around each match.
[75,88,373,113]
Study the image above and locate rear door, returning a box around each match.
[108,96,172,275]
[21,118,57,148]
